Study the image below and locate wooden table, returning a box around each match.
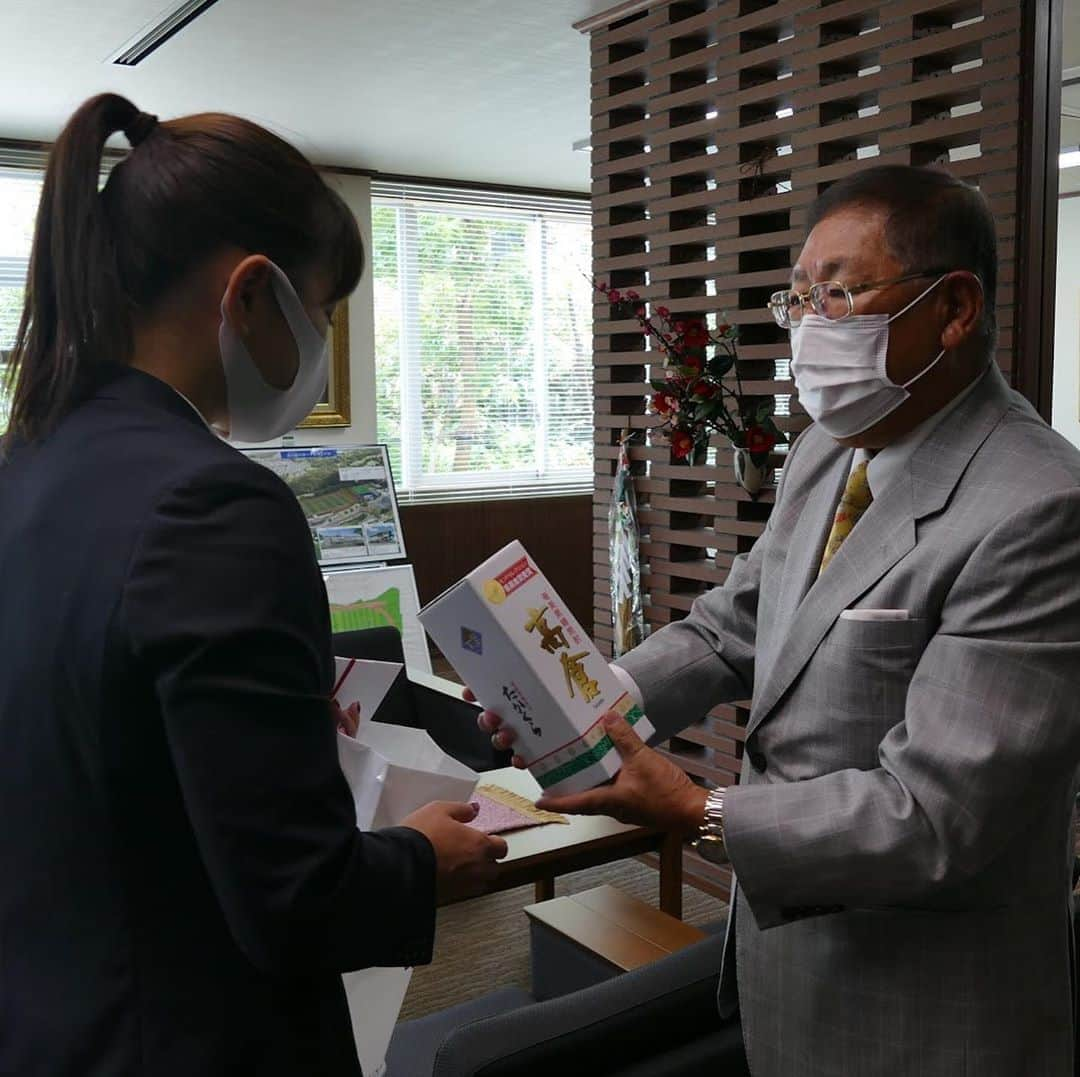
[447,765,685,918]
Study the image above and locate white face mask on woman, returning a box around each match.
[218,261,329,442]
[790,274,948,440]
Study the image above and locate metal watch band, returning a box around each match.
[694,786,728,865]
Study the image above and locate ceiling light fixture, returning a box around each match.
[108,0,222,66]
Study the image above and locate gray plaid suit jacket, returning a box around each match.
[619,364,1080,1075]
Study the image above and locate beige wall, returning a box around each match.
[1052,197,1080,450]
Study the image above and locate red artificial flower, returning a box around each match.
[652,391,676,415]
[717,322,732,335]
[670,429,695,459]
[682,354,704,373]
[683,321,709,348]
[607,289,622,303]
[692,379,717,399]
[597,281,608,293]
[635,304,646,317]
[656,305,671,318]
[626,290,640,301]
[674,320,687,334]
[746,425,777,455]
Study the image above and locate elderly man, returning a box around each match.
[483,164,1080,1074]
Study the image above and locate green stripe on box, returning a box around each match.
[536,706,645,790]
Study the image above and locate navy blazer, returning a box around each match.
[0,365,435,1076]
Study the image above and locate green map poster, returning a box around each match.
[329,586,403,634]
[323,565,431,675]
[245,445,405,567]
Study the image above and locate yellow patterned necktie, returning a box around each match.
[819,459,873,575]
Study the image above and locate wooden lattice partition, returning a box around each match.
[588,0,1024,899]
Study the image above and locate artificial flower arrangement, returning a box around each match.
[596,282,784,491]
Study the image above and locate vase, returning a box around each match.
[733,448,769,497]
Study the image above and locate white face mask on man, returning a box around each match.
[789,274,948,440]
[218,261,330,443]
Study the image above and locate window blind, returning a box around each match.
[0,153,114,432]
[0,167,45,432]
[371,180,593,502]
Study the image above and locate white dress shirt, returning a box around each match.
[610,661,644,708]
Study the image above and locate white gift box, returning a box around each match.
[332,658,478,1076]
[418,540,654,796]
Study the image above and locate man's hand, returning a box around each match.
[536,713,707,834]
[401,800,509,902]
[464,687,527,769]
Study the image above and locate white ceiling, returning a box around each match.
[9,0,1073,196]
[0,0,609,192]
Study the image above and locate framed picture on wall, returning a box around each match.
[323,564,432,675]
[244,443,405,567]
[299,303,350,428]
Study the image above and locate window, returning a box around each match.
[0,166,43,434]
[0,149,114,435]
[372,182,593,501]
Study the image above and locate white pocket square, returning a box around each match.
[839,608,910,622]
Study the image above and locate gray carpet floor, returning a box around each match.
[400,858,726,1021]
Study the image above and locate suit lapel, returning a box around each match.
[905,363,1015,519]
[748,474,917,736]
[765,446,852,654]
[747,363,1014,737]
[779,451,851,618]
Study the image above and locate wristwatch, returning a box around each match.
[693,787,729,865]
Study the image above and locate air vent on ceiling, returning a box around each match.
[108,0,222,66]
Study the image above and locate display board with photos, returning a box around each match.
[245,444,405,566]
[323,564,432,675]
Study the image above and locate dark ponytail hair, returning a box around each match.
[5,92,363,442]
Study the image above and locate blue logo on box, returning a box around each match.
[462,628,483,655]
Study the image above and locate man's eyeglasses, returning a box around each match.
[767,270,952,329]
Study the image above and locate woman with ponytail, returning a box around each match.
[0,94,505,1077]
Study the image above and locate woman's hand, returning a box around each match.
[535,712,707,834]
[401,800,509,902]
[464,687,527,768]
[332,700,360,737]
